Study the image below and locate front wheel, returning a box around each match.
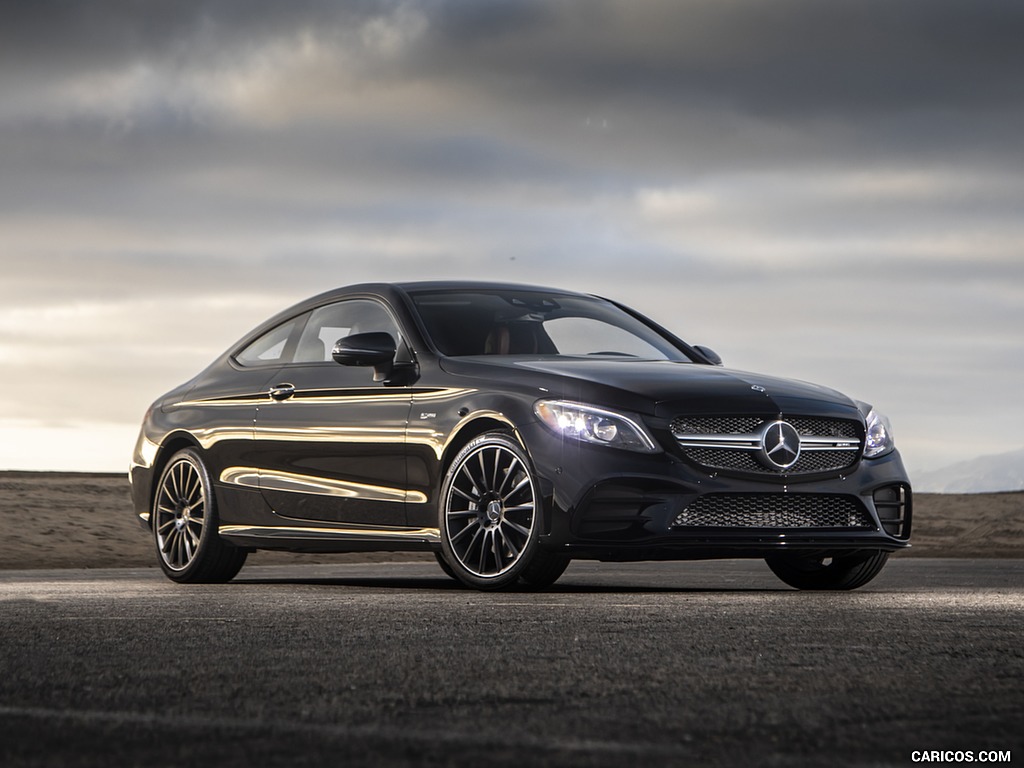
[440,431,553,590]
[765,551,889,590]
[152,448,247,583]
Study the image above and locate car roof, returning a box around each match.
[230,281,601,355]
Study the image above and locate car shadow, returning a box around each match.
[233,574,790,594]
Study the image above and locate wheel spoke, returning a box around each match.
[502,504,534,517]
[496,525,521,560]
[502,518,531,539]
[502,476,531,503]
[157,487,175,509]
[477,451,490,493]
[186,523,202,546]
[477,529,490,573]
[450,519,480,545]
[168,466,180,500]
[497,456,520,496]
[458,464,480,497]
[179,466,192,501]
[184,469,201,505]
[460,524,482,565]
[451,485,479,504]
[491,527,503,570]
[490,448,502,494]
[167,530,179,565]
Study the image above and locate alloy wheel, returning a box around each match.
[154,456,207,571]
[444,439,537,579]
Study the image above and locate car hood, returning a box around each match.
[441,357,860,419]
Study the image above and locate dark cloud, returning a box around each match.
[376,0,1024,152]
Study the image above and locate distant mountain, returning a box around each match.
[914,447,1024,494]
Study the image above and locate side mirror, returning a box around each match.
[693,345,723,366]
[332,332,396,382]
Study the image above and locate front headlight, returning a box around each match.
[863,408,895,459]
[534,400,660,454]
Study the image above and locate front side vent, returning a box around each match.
[873,484,912,539]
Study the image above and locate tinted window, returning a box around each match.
[235,318,301,367]
[409,290,691,361]
[294,299,402,364]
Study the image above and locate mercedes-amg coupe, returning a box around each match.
[129,281,912,590]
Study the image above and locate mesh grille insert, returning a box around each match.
[670,416,763,435]
[670,415,862,476]
[672,494,873,529]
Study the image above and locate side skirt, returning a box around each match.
[219,524,440,554]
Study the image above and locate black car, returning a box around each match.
[129,281,911,590]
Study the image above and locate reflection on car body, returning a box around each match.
[130,282,911,590]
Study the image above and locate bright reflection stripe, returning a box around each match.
[220,467,428,504]
[219,524,440,542]
[410,387,477,403]
[253,426,406,443]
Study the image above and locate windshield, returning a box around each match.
[408,289,694,361]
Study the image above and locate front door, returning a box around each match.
[253,298,413,527]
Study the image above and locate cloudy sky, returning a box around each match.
[1,0,1022,478]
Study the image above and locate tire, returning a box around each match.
[152,448,247,583]
[519,550,571,589]
[765,551,890,590]
[440,431,547,590]
[433,551,459,581]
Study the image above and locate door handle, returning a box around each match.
[269,383,296,401]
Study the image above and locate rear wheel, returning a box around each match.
[765,551,889,590]
[440,431,554,590]
[152,448,247,583]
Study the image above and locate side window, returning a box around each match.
[294,299,402,364]
[235,318,301,367]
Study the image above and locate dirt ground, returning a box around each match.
[0,471,1020,569]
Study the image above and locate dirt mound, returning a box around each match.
[0,472,1020,569]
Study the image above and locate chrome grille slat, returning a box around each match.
[670,415,863,476]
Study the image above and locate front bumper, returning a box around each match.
[520,421,912,562]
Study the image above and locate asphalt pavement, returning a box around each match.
[1,558,1022,767]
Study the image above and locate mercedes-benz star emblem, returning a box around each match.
[759,420,801,470]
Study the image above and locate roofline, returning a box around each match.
[393,280,593,297]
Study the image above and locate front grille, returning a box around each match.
[672,493,874,529]
[670,415,863,476]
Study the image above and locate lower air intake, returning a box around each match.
[673,494,874,529]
